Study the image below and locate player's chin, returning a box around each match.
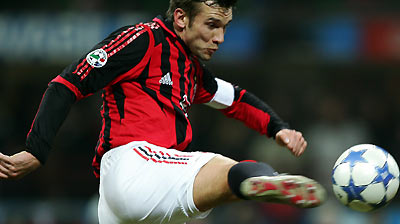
[198,55,212,61]
[196,51,213,61]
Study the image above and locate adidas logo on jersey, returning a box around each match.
[159,72,173,86]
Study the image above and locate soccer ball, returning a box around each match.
[332,144,399,212]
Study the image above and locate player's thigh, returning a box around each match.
[193,155,240,211]
[98,141,218,223]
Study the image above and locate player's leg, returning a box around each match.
[193,156,327,211]
[192,155,240,211]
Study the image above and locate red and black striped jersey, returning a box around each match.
[26,16,289,178]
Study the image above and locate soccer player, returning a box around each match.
[0,0,326,223]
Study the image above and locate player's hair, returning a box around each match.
[166,0,237,25]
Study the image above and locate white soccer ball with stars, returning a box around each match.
[332,144,399,212]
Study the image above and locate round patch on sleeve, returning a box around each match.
[86,48,108,68]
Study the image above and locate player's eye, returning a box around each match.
[207,22,218,29]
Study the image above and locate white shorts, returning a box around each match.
[98,141,217,224]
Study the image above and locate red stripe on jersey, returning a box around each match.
[72,60,88,75]
[173,39,189,59]
[74,63,89,77]
[51,75,85,100]
[79,66,93,81]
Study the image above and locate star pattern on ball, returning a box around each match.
[342,149,368,164]
[373,161,394,189]
[341,179,368,202]
[342,149,369,202]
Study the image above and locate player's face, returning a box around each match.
[183,3,232,60]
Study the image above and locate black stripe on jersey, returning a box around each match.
[112,84,126,119]
[177,49,187,101]
[138,61,165,112]
[240,88,272,113]
[99,90,112,158]
[187,64,194,102]
[200,65,218,95]
[233,86,242,101]
[174,103,188,145]
[176,47,188,145]
[93,138,101,166]
[159,38,173,100]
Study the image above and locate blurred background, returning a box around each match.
[1,0,400,223]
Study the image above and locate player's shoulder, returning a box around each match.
[100,22,156,48]
[106,20,160,39]
[140,21,161,31]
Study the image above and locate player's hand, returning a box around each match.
[0,151,41,179]
[275,129,307,157]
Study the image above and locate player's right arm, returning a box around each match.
[0,24,154,179]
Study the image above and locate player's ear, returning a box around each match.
[174,8,188,30]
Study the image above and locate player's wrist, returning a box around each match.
[9,151,41,179]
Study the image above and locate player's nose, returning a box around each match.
[212,29,225,45]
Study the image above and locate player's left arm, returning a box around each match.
[193,64,307,156]
[196,73,306,156]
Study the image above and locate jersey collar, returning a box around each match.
[153,16,192,56]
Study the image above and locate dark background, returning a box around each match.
[0,0,400,223]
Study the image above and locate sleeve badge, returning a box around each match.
[86,48,108,68]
